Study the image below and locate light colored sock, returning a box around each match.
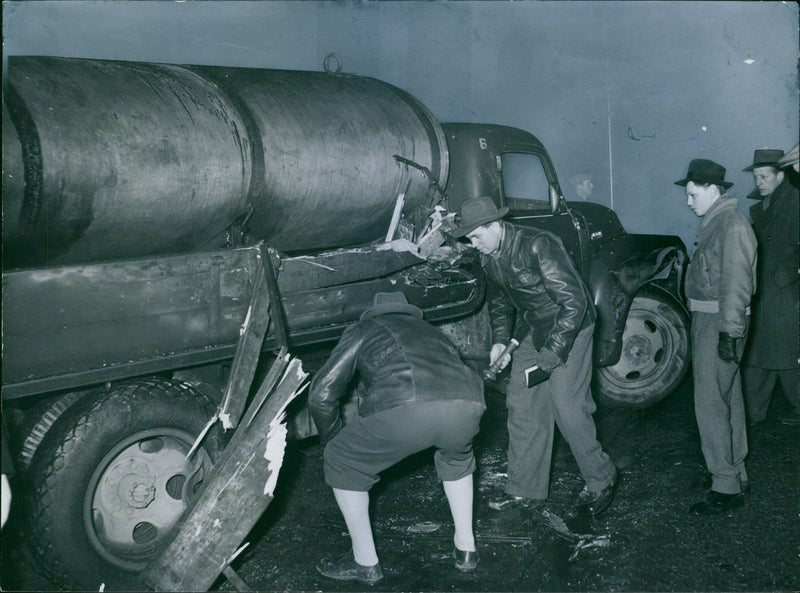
[443,474,476,552]
[332,488,379,566]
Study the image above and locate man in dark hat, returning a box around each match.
[451,196,618,517]
[676,159,757,515]
[740,149,799,426]
[309,291,486,583]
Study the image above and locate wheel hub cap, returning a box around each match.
[89,434,205,563]
[623,335,653,365]
[104,458,157,509]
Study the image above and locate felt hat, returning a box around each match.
[674,159,733,189]
[742,148,784,172]
[778,143,798,169]
[360,291,423,321]
[450,196,509,238]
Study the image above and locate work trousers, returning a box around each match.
[691,312,748,494]
[742,366,799,422]
[504,324,615,499]
[323,399,485,492]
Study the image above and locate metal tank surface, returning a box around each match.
[2,56,449,269]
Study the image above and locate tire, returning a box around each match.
[594,288,690,409]
[25,378,220,591]
[13,390,93,471]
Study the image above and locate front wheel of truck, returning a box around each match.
[594,289,690,409]
[24,378,219,591]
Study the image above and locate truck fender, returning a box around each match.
[588,234,687,367]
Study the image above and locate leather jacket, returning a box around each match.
[685,195,756,338]
[309,312,485,444]
[484,221,596,361]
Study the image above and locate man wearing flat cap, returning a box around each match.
[741,148,800,426]
[677,159,757,515]
[309,291,486,583]
[451,196,618,517]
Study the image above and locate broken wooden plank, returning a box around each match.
[240,347,290,429]
[222,566,252,592]
[260,246,289,351]
[217,251,272,429]
[141,356,309,592]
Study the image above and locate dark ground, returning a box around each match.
[2,374,799,592]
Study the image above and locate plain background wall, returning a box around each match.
[3,0,798,252]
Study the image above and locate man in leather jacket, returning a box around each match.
[452,196,617,516]
[676,159,757,516]
[740,148,799,426]
[309,291,485,584]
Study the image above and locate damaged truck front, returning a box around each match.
[1,56,687,590]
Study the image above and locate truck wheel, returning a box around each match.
[25,378,219,591]
[13,390,93,471]
[594,289,690,409]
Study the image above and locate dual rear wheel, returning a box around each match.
[23,378,219,590]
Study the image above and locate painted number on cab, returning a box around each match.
[479,138,488,150]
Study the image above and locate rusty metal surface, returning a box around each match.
[1,246,482,399]
[3,56,448,269]
[193,65,449,252]
[1,248,259,396]
[3,57,252,268]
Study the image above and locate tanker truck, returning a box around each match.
[1,56,689,590]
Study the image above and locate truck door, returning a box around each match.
[499,152,586,271]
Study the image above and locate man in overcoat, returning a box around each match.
[677,159,757,515]
[741,148,799,426]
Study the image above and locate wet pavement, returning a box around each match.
[3,374,799,591]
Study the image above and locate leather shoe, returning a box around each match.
[453,547,479,572]
[689,491,744,516]
[577,473,619,516]
[316,552,383,584]
[488,494,544,511]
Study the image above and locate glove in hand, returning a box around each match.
[490,343,512,372]
[536,348,563,373]
[717,332,740,364]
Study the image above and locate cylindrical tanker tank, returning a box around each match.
[2,56,449,269]
[3,57,253,269]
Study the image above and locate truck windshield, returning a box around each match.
[501,152,551,211]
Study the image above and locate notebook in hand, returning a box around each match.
[524,364,551,388]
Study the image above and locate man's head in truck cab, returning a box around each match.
[570,173,594,200]
[451,196,508,256]
[674,159,733,217]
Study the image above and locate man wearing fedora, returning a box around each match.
[740,148,799,427]
[451,196,618,517]
[309,291,486,583]
[676,159,757,515]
